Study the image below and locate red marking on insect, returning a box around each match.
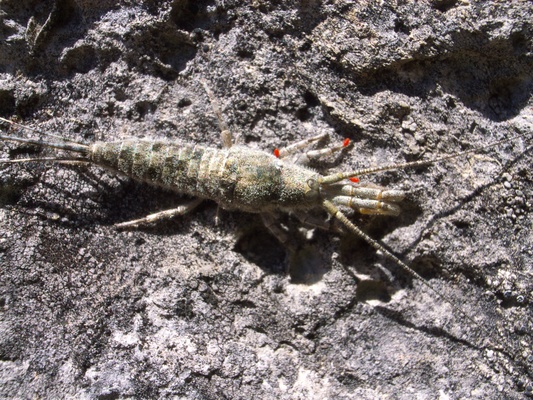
[273,148,280,158]
[350,177,359,183]
[343,138,350,147]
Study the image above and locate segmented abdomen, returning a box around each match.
[90,141,237,201]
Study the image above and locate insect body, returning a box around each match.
[0,125,404,226]
[96,140,408,215]
[94,140,330,214]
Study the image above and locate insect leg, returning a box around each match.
[115,198,203,229]
[293,211,333,231]
[200,79,233,148]
[304,137,353,160]
[330,184,405,216]
[274,135,352,164]
[261,213,296,252]
[273,133,328,159]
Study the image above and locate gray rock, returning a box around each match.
[0,1,532,398]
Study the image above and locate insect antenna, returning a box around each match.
[0,117,89,161]
[322,199,491,337]
[319,131,531,185]
[0,157,89,164]
[0,116,85,144]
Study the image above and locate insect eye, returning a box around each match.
[307,179,319,190]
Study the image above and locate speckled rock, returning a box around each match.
[0,1,532,399]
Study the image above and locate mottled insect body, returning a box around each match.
[91,141,320,213]
[0,130,405,219]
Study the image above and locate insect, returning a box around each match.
[0,94,530,336]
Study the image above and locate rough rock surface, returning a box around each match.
[0,1,532,399]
